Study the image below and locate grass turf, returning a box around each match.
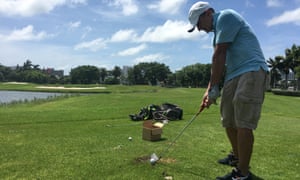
[0,86,299,179]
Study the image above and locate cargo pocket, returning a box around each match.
[233,94,263,128]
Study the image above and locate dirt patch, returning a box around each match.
[134,155,150,163]
[160,158,176,164]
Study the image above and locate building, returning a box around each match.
[43,68,64,79]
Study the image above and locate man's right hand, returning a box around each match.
[200,92,211,110]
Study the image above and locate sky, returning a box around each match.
[1,0,300,75]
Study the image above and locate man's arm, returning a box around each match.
[210,43,228,86]
[201,42,229,110]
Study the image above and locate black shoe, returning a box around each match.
[218,152,238,167]
[216,168,252,180]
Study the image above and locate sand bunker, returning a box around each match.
[36,86,106,90]
[4,82,28,85]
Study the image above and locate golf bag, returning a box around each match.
[129,103,183,121]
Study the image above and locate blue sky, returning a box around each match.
[1,0,300,75]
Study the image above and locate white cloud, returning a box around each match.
[117,44,147,56]
[266,7,300,26]
[134,53,168,64]
[201,44,213,49]
[67,0,87,7]
[266,0,283,7]
[245,0,255,8]
[68,21,81,29]
[76,20,202,53]
[109,0,138,16]
[136,20,202,43]
[74,38,107,52]
[108,20,205,45]
[110,29,137,42]
[0,25,49,41]
[148,0,186,14]
[81,26,92,39]
[0,0,87,17]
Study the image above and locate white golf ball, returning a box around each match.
[128,137,132,141]
[150,158,156,164]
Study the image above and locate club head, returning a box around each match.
[150,153,159,165]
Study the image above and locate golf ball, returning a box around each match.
[128,137,132,141]
[150,158,156,164]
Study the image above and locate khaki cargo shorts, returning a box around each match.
[220,69,267,129]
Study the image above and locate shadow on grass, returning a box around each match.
[158,164,209,179]
[153,137,168,142]
[155,163,265,180]
[132,154,265,180]
[252,173,264,180]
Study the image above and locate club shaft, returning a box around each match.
[159,111,201,159]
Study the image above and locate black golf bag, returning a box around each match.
[129,103,183,121]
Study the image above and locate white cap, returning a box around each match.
[187,1,211,33]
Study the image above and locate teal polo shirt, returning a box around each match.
[212,9,268,82]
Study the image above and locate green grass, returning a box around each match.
[0,86,299,179]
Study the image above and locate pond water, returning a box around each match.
[0,91,64,104]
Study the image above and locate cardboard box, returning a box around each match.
[142,120,162,141]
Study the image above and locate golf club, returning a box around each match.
[150,105,205,165]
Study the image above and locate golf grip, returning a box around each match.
[159,106,205,159]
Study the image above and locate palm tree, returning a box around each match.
[99,68,107,84]
[271,50,297,89]
[284,44,300,90]
[267,57,282,88]
[22,59,33,71]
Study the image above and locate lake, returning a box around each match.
[0,91,64,104]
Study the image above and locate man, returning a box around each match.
[188,1,268,180]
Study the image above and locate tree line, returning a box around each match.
[1,44,299,89]
[0,60,62,84]
[0,60,211,87]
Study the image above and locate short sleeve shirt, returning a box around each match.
[212,9,268,82]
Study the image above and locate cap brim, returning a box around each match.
[187,26,195,33]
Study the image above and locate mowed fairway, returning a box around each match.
[0,86,299,179]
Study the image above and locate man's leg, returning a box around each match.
[237,128,254,176]
[217,70,266,179]
[233,70,266,176]
[226,127,238,158]
[219,79,239,166]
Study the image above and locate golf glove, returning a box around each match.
[208,84,220,103]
